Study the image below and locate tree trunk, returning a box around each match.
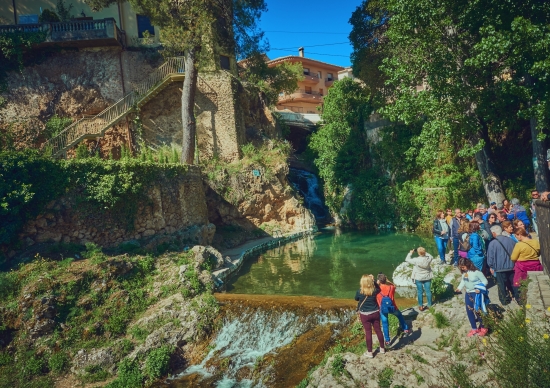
[472,130,506,204]
[525,74,550,192]
[529,116,550,192]
[181,47,199,165]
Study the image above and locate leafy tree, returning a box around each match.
[86,0,267,164]
[348,0,390,106]
[358,0,512,203]
[467,1,550,192]
[238,54,303,106]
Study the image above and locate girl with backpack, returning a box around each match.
[376,273,410,346]
[467,221,485,271]
[355,274,386,358]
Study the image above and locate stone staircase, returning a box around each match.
[46,57,186,157]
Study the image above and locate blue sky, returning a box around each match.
[257,1,359,67]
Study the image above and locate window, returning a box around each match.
[327,73,333,81]
[303,68,310,75]
[317,71,322,79]
[137,15,155,38]
[220,55,231,70]
[319,88,323,96]
[305,86,312,94]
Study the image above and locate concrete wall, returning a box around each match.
[17,166,215,250]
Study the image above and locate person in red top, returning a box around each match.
[376,273,410,345]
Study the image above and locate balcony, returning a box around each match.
[302,73,320,84]
[325,78,335,87]
[0,18,125,48]
[279,89,324,104]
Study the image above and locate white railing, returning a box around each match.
[46,57,185,156]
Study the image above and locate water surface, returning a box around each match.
[225,228,436,299]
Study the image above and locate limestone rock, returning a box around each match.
[71,347,116,375]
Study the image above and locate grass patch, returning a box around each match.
[378,367,394,388]
[411,353,428,364]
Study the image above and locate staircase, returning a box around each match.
[46,57,186,157]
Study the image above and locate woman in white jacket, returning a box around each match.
[405,247,434,311]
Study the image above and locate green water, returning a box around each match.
[225,228,437,299]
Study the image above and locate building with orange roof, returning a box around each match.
[267,48,345,114]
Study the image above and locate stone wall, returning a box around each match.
[17,166,215,251]
[0,48,247,162]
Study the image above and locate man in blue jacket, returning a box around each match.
[487,225,517,305]
[450,208,462,266]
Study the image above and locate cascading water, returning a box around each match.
[288,168,329,222]
[170,304,352,387]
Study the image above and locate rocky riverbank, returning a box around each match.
[0,244,228,388]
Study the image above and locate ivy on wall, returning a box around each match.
[0,150,188,253]
[0,31,48,91]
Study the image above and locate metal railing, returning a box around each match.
[296,89,323,96]
[0,18,125,46]
[46,57,185,156]
[535,200,550,274]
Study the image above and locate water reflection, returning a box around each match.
[225,229,437,299]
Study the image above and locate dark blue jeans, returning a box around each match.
[452,237,460,265]
[434,237,448,263]
[465,292,483,330]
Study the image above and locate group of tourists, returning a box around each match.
[354,194,544,356]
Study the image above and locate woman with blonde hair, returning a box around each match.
[355,274,385,358]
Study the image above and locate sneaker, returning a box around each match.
[418,306,426,312]
[440,261,446,265]
[385,341,391,346]
[477,328,488,336]
[379,348,386,354]
[467,329,478,337]
[403,329,410,334]
[365,352,374,358]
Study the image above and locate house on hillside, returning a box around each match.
[267,48,345,114]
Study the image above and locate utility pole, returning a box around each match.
[12,0,17,24]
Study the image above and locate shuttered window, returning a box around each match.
[137,15,155,38]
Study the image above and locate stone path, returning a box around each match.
[219,236,276,260]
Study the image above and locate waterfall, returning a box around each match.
[288,168,329,222]
[173,305,351,387]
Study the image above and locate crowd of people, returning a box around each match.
[354,193,544,356]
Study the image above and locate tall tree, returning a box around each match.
[467,1,550,192]
[350,0,512,203]
[86,0,267,164]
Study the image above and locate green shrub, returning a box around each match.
[80,365,110,383]
[106,358,144,388]
[144,345,173,380]
[48,352,69,374]
[129,326,149,342]
[44,115,72,139]
[0,352,12,367]
[330,354,345,377]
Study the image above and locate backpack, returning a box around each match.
[380,293,395,314]
[459,234,471,252]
